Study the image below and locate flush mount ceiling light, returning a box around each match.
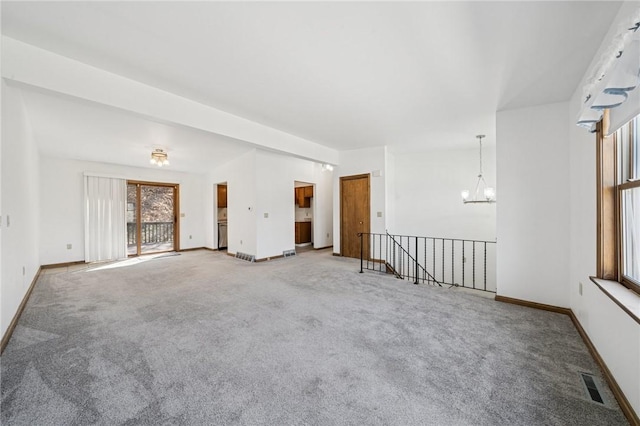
[150,149,169,167]
[461,135,496,204]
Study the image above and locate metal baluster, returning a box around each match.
[432,238,435,285]
[370,233,373,271]
[472,241,476,289]
[484,241,487,291]
[393,236,396,276]
[423,237,427,284]
[441,239,445,284]
[451,239,454,286]
[462,242,465,288]
[359,233,363,273]
[413,237,418,284]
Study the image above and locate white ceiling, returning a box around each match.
[1,1,622,170]
[16,84,255,172]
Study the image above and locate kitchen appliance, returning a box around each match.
[218,222,228,249]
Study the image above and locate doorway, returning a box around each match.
[216,183,228,250]
[340,174,370,258]
[294,181,315,250]
[127,181,179,256]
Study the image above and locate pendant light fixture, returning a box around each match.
[461,135,495,204]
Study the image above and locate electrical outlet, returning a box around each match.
[22,266,25,276]
[189,235,192,239]
[66,243,72,250]
[579,282,583,296]
[240,240,243,245]
[264,212,269,218]
[377,211,382,217]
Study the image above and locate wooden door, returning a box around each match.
[340,174,370,258]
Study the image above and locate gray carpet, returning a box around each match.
[1,250,628,425]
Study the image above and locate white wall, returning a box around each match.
[1,81,40,338]
[255,150,333,259]
[333,147,387,255]
[39,157,206,265]
[391,146,496,241]
[568,93,640,415]
[205,149,333,259]
[496,102,571,307]
[207,150,258,256]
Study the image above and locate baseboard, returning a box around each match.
[313,245,333,251]
[494,295,571,315]
[1,267,42,354]
[255,254,284,262]
[568,311,640,426]
[179,247,208,252]
[495,294,639,425]
[41,260,85,269]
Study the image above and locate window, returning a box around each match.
[598,113,640,295]
[618,115,639,291]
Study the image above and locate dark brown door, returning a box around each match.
[340,174,370,258]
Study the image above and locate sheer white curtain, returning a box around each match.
[84,175,127,262]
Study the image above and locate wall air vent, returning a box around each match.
[235,252,255,263]
[283,249,296,258]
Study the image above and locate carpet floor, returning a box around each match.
[0,249,628,425]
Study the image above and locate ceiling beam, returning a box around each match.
[1,36,339,165]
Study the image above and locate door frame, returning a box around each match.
[127,180,180,256]
[340,173,370,257]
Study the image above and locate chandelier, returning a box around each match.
[461,135,495,204]
[150,149,169,167]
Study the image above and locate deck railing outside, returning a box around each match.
[127,222,174,245]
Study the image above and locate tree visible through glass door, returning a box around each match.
[127,182,178,256]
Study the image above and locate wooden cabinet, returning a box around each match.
[217,185,227,208]
[304,186,313,197]
[295,186,313,208]
[295,221,312,244]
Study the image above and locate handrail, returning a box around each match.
[385,233,496,244]
[358,231,497,293]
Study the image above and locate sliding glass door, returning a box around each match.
[127,181,179,256]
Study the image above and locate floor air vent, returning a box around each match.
[283,249,296,258]
[580,373,604,404]
[235,252,255,263]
